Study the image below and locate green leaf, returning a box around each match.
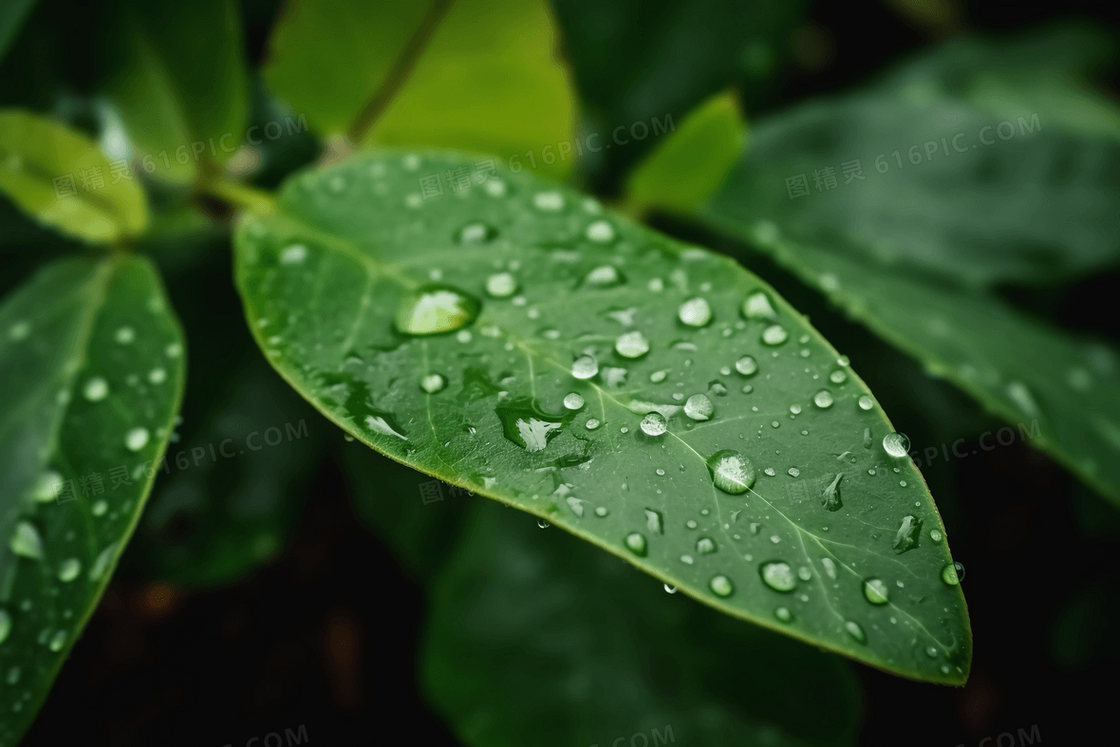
[423,501,861,747]
[696,222,1120,504]
[624,90,745,214]
[234,150,971,683]
[99,0,249,184]
[0,254,184,745]
[264,0,432,137]
[0,110,149,244]
[701,31,1120,288]
[0,0,37,64]
[552,0,806,192]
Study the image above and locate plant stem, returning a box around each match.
[345,0,455,144]
[204,178,277,215]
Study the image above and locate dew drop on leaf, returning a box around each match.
[882,432,911,457]
[83,377,109,402]
[845,620,867,644]
[420,374,447,394]
[485,272,517,298]
[563,393,584,410]
[456,221,497,243]
[813,389,834,408]
[684,394,713,421]
[640,412,667,436]
[395,285,481,335]
[678,297,712,327]
[706,450,757,494]
[742,290,777,320]
[571,354,599,380]
[761,324,788,345]
[858,395,874,411]
[615,331,650,358]
[734,356,758,376]
[709,575,734,597]
[942,562,965,586]
[862,577,890,605]
[625,532,648,556]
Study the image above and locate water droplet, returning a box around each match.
[113,326,135,344]
[644,509,664,534]
[485,272,517,298]
[775,607,793,623]
[594,506,609,517]
[537,518,551,529]
[787,467,800,477]
[0,610,10,644]
[882,432,910,457]
[813,389,834,408]
[821,557,837,579]
[761,324,788,345]
[584,265,624,287]
[677,297,712,327]
[742,291,777,320]
[858,395,874,411]
[734,356,758,376]
[797,566,812,581]
[863,578,890,605]
[456,221,497,243]
[148,367,166,384]
[706,450,757,494]
[280,244,308,264]
[395,285,481,335]
[760,561,797,592]
[640,412,668,436]
[821,472,843,511]
[10,521,43,560]
[696,537,716,554]
[585,418,600,430]
[91,500,108,517]
[830,370,848,384]
[420,374,447,393]
[125,427,149,451]
[625,532,648,556]
[49,629,67,652]
[663,584,677,594]
[942,562,965,586]
[709,575,734,597]
[930,529,943,542]
[615,331,649,358]
[684,394,713,421]
[585,219,616,242]
[8,321,29,340]
[57,558,81,582]
[789,404,802,415]
[844,620,867,643]
[892,515,922,554]
[1006,380,1041,417]
[83,377,109,402]
[563,393,585,410]
[532,190,565,211]
[166,342,182,358]
[496,398,566,452]
[89,543,116,580]
[572,354,599,380]
[28,471,61,503]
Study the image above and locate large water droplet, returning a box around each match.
[48,629,67,652]
[942,562,965,586]
[709,575,734,597]
[844,620,867,643]
[615,331,649,358]
[10,521,43,559]
[707,450,756,494]
[395,285,481,335]
[645,509,664,534]
[640,412,668,436]
[57,558,81,582]
[678,297,712,327]
[830,370,848,384]
[83,377,109,402]
[775,607,793,623]
[863,577,890,604]
[684,394,713,421]
[892,514,922,554]
[532,190,565,211]
[813,389,834,408]
[28,471,61,503]
[584,265,625,287]
[366,411,409,440]
[571,354,599,380]
[485,272,517,298]
[420,374,447,393]
[113,326,135,344]
[882,432,910,457]
[625,532,648,556]
[735,356,758,376]
[455,221,497,243]
[563,392,585,410]
[586,220,616,242]
[858,395,874,411]
[760,561,796,592]
[761,324,788,345]
[696,537,716,554]
[496,398,567,452]
[742,291,777,320]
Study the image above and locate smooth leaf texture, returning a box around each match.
[705,32,1120,288]
[265,0,430,136]
[696,221,1120,504]
[99,0,249,184]
[423,500,861,747]
[0,110,149,243]
[0,255,184,746]
[0,0,37,64]
[234,150,970,682]
[367,0,575,176]
[624,90,745,214]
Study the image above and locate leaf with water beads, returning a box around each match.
[234,150,970,683]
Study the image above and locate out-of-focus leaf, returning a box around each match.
[694,217,1120,505]
[234,150,971,683]
[702,30,1120,289]
[0,255,184,746]
[264,0,430,137]
[422,501,860,747]
[0,110,148,243]
[99,0,249,184]
[0,0,37,64]
[624,90,745,214]
[551,0,806,193]
[368,0,575,178]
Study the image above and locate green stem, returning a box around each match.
[204,178,277,215]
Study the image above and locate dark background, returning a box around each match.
[19,1,1120,745]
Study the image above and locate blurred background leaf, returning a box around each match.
[0,0,37,64]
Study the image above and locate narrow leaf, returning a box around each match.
[0,110,149,243]
[0,255,185,745]
[423,501,861,747]
[234,150,971,682]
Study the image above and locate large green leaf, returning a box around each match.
[705,31,1120,288]
[695,221,1120,504]
[98,0,249,184]
[0,110,149,244]
[0,254,184,745]
[423,500,861,747]
[234,150,971,682]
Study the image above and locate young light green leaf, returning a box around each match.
[0,110,148,243]
[695,219,1120,505]
[0,255,184,745]
[98,0,249,184]
[423,501,861,747]
[234,150,971,683]
[624,90,745,214]
[703,32,1120,288]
